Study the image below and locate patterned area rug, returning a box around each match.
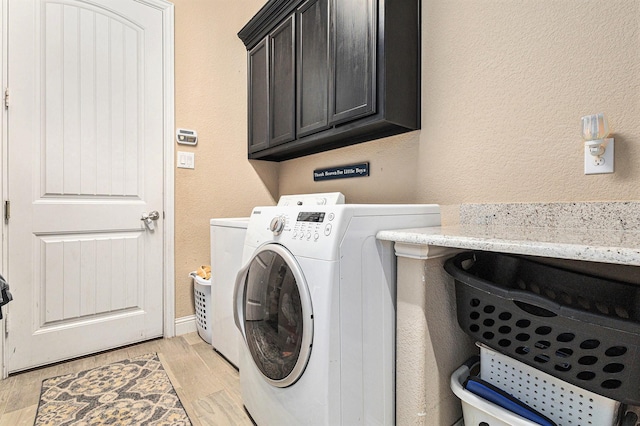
[35,353,191,425]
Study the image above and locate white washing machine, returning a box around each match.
[210,217,249,368]
[233,203,441,425]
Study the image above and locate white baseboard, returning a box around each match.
[175,315,197,335]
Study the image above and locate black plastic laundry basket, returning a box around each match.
[444,250,640,405]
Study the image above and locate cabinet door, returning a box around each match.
[269,16,296,146]
[297,0,329,138]
[329,0,376,125]
[248,38,269,153]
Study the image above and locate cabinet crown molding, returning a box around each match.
[238,0,302,49]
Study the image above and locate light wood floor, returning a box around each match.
[0,333,253,426]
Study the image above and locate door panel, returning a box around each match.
[44,3,142,197]
[37,233,143,324]
[6,0,165,372]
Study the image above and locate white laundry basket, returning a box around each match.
[451,358,541,426]
[451,345,620,426]
[190,272,212,344]
[478,344,619,426]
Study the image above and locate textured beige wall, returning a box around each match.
[279,0,640,205]
[278,131,421,203]
[173,0,277,318]
[416,0,640,204]
[174,0,640,317]
[396,254,476,425]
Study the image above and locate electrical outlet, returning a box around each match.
[584,139,614,175]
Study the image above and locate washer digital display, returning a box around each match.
[297,212,325,223]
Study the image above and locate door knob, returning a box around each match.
[145,211,160,220]
[141,210,160,231]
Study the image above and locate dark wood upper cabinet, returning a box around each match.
[269,16,296,146]
[247,38,269,153]
[297,0,329,138]
[329,0,376,125]
[239,0,420,161]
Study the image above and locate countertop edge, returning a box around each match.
[376,226,640,266]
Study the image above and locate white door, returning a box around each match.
[6,0,166,372]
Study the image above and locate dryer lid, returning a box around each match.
[277,192,345,206]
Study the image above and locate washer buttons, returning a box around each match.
[328,213,335,221]
[314,233,319,241]
[306,231,311,240]
[324,224,332,236]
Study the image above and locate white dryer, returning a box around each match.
[233,203,440,425]
[210,217,249,368]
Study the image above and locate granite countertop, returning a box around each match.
[377,224,640,266]
[376,202,640,266]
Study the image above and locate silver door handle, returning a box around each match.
[141,211,160,221]
[141,210,160,231]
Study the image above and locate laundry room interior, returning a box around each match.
[172,1,640,423]
[171,0,640,323]
[174,0,639,331]
[1,0,640,425]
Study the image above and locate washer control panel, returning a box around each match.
[263,210,334,243]
[255,207,342,253]
[293,211,325,241]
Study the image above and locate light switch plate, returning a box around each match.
[584,139,613,175]
[177,151,195,169]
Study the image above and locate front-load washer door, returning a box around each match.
[236,243,313,387]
